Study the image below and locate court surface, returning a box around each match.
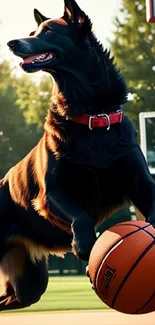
[0,311,154,325]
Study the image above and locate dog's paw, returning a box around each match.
[0,283,31,311]
[71,218,97,261]
[72,243,93,261]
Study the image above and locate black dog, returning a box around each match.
[0,0,154,310]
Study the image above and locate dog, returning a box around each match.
[0,0,154,310]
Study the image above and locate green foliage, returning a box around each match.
[0,61,52,177]
[111,0,155,125]
[15,74,52,128]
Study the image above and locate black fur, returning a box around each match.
[0,0,154,310]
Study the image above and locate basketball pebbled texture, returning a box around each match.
[88,220,155,314]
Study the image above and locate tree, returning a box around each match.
[0,60,54,177]
[111,0,155,126]
[0,61,42,176]
[15,74,52,128]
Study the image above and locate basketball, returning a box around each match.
[88,220,155,314]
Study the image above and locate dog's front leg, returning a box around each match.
[47,191,96,261]
[122,147,155,227]
[129,177,155,227]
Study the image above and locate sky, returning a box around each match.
[0,0,123,60]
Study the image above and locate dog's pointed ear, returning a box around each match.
[34,9,49,26]
[63,0,85,25]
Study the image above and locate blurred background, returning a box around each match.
[0,0,155,312]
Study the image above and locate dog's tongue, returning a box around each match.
[20,53,53,67]
[23,54,39,64]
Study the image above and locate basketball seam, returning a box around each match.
[94,224,150,291]
[111,240,155,310]
[143,228,155,240]
[95,240,123,294]
[110,223,149,229]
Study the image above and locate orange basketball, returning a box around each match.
[88,220,155,314]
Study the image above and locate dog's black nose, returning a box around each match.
[7,40,19,49]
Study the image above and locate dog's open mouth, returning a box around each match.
[20,52,54,67]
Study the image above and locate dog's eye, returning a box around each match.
[43,26,53,34]
[29,31,36,36]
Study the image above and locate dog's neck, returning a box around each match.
[50,53,128,117]
[48,35,129,118]
[51,69,108,117]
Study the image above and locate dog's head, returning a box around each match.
[7,0,128,110]
[7,0,94,75]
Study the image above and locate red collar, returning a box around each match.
[71,110,123,130]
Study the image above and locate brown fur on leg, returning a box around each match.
[0,242,48,311]
[0,282,14,302]
[0,244,27,288]
[0,244,28,310]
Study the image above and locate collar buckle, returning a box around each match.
[88,116,95,130]
[88,114,111,131]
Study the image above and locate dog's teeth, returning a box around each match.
[40,54,46,59]
[32,59,39,63]
[30,53,54,64]
[38,54,47,60]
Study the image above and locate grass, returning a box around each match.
[0,276,109,313]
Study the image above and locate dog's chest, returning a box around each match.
[58,117,138,168]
